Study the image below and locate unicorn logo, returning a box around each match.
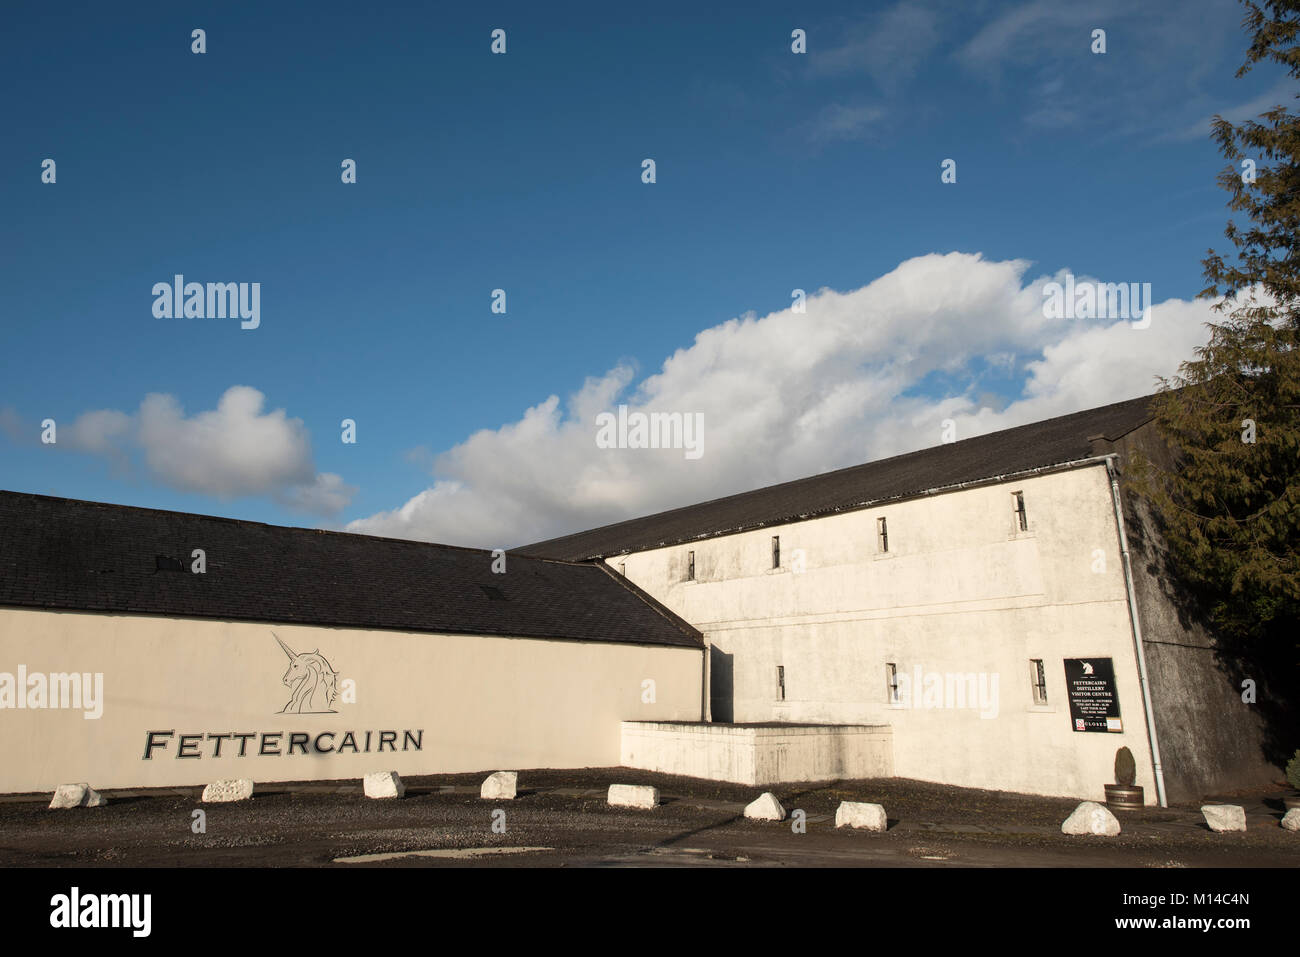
[1081,661,1095,675]
[272,633,339,714]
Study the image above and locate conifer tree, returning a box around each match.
[1143,0,1299,656]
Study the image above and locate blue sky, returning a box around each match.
[1,0,1292,547]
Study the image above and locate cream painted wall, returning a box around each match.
[0,608,702,793]
[621,721,894,785]
[610,465,1159,802]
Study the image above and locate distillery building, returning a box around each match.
[520,395,1278,806]
[0,393,1279,804]
[0,493,703,794]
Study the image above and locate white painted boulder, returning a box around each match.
[201,779,254,803]
[363,771,405,799]
[49,783,106,809]
[835,801,888,831]
[1281,808,1300,832]
[480,771,518,800]
[607,784,659,810]
[1201,804,1246,832]
[743,792,786,821]
[1061,801,1121,836]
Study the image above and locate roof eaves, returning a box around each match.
[576,454,1118,559]
[592,561,705,647]
[0,600,703,649]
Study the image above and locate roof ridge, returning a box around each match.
[518,392,1159,559]
[0,489,592,565]
[0,493,704,649]
[591,560,700,639]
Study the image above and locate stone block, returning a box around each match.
[480,771,518,800]
[743,792,786,821]
[607,784,658,809]
[835,801,888,831]
[364,771,405,799]
[1201,804,1246,832]
[201,779,254,803]
[1061,801,1121,836]
[48,783,105,809]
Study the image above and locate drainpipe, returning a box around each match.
[702,637,712,723]
[1103,454,1168,807]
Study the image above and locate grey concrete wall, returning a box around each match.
[1110,422,1284,802]
[621,721,893,785]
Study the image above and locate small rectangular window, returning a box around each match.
[886,663,899,703]
[1030,658,1048,705]
[877,517,889,553]
[776,665,786,701]
[1013,491,1028,532]
[772,535,780,569]
[686,550,695,581]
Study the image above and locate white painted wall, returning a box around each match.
[0,608,702,793]
[621,721,893,785]
[610,466,1158,802]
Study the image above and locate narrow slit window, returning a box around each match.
[886,663,899,703]
[877,517,889,553]
[686,550,695,582]
[772,535,780,569]
[776,665,786,701]
[1030,658,1048,705]
[1013,491,1028,532]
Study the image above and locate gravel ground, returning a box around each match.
[1,769,1296,868]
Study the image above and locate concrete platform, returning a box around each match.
[620,721,893,785]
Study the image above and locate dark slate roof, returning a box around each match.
[518,394,1156,561]
[0,492,702,649]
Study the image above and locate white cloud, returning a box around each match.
[348,252,1217,548]
[811,2,943,89]
[1168,79,1299,142]
[64,409,135,455]
[0,406,30,443]
[28,386,354,515]
[803,103,886,144]
[958,0,1079,71]
[277,471,358,515]
[136,386,315,498]
[949,0,1236,141]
